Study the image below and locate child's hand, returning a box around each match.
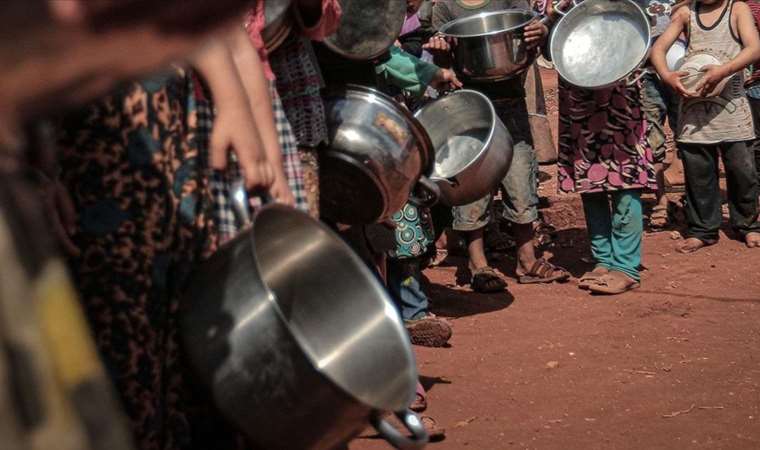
[662,70,695,97]
[210,101,275,191]
[694,64,730,97]
[431,68,463,91]
[423,34,452,53]
[269,174,296,207]
[524,19,549,49]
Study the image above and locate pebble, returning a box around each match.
[546,361,560,369]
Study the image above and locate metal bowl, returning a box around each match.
[439,9,539,82]
[550,0,651,89]
[324,0,406,61]
[320,85,438,224]
[414,90,513,206]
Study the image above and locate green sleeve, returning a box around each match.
[375,47,440,97]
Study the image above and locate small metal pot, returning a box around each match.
[439,9,541,82]
[320,85,440,224]
[413,90,513,206]
[181,203,427,450]
[550,0,651,89]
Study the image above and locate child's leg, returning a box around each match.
[680,144,722,244]
[581,192,614,269]
[387,257,429,321]
[720,141,760,240]
[609,189,643,282]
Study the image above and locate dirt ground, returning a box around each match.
[351,70,760,450]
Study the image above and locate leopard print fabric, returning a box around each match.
[57,69,249,450]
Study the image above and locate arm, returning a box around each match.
[376,47,461,97]
[226,27,294,205]
[650,7,693,96]
[191,37,274,190]
[695,1,760,94]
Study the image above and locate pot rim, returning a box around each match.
[414,89,499,181]
[550,0,651,89]
[439,9,538,39]
[248,204,418,412]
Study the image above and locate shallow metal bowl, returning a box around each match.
[550,0,651,89]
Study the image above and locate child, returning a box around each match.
[428,0,569,293]
[745,0,760,184]
[651,0,760,251]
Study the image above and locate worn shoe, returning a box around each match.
[404,314,452,348]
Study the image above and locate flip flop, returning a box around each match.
[518,258,571,284]
[588,271,640,295]
[471,267,507,293]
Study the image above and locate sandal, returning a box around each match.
[518,258,570,284]
[649,204,670,229]
[588,271,640,295]
[471,267,507,293]
[578,266,609,290]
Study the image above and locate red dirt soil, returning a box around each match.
[350,70,760,450]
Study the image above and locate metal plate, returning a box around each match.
[551,0,650,89]
[324,0,406,60]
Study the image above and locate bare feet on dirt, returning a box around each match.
[746,232,760,248]
[677,237,709,254]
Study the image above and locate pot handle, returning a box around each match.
[230,178,273,227]
[548,0,579,17]
[408,176,440,208]
[372,410,428,450]
[625,67,652,86]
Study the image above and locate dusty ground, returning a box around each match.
[351,70,760,450]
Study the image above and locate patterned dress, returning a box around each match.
[56,69,248,450]
[558,81,657,194]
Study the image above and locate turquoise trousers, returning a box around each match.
[581,190,643,281]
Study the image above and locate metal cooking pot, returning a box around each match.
[438,9,542,82]
[262,0,293,52]
[550,0,651,89]
[320,85,440,224]
[413,90,513,206]
[324,0,406,60]
[181,201,427,450]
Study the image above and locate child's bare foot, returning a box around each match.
[677,237,709,254]
[746,232,760,248]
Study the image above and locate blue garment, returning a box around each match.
[581,190,644,281]
[387,259,429,321]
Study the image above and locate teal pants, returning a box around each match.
[581,190,643,281]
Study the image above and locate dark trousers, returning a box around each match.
[748,97,760,182]
[679,141,760,242]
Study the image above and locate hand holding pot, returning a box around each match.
[524,19,549,49]
[430,68,463,92]
[423,34,452,54]
[694,64,730,97]
[662,70,696,98]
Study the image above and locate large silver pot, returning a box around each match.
[439,9,541,82]
[320,85,439,224]
[413,90,512,206]
[324,0,406,60]
[550,0,651,89]
[181,204,427,450]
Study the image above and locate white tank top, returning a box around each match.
[677,0,755,144]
